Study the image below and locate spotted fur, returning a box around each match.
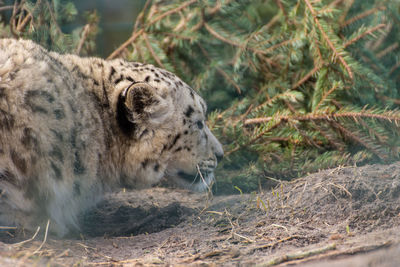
[0,39,223,236]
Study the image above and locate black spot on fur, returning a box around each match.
[53,109,65,120]
[161,144,167,154]
[0,169,18,187]
[27,104,48,114]
[25,90,57,114]
[174,147,182,152]
[184,130,188,135]
[169,134,181,150]
[26,90,55,103]
[101,81,110,108]
[73,181,81,196]
[200,102,206,114]
[24,176,39,199]
[184,106,194,118]
[70,128,77,148]
[114,74,124,84]
[139,129,149,139]
[154,79,160,83]
[116,92,136,136]
[142,159,150,168]
[93,79,99,86]
[49,146,64,162]
[127,76,135,82]
[73,151,85,175]
[145,76,150,82]
[10,150,27,174]
[190,90,195,99]
[0,87,6,98]
[51,162,62,180]
[155,73,159,78]
[0,110,14,131]
[109,66,116,81]
[154,163,160,172]
[50,129,64,141]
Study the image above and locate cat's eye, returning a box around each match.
[196,121,204,129]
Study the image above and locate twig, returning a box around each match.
[250,235,301,252]
[12,226,40,247]
[33,220,50,254]
[45,0,62,34]
[196,164,211,191]
[15,11,32,32]
[279,241,393,266]
[107,29,144,60]
[142,32,165,68]
[75,24,91,55]
[0,5,14,12]
[148,0,197,26]
[265,243,336,266]
[133,0,152,33]
[9,0,21,37]
[274,0,287,22]
[0,226,17,229]
[233,232,255,243]
[204,21,293,57]
[203,22,242,48]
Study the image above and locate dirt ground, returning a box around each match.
[1,162,400,266]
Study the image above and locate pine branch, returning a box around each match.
[341,6,385,28]
[330,121,388,160]
[244,111,400,125]
[376,43,399,59]
[314,83,340,111]
[292,65,321,89]
[344,24,386,48]
[107,0,197,59]
[304,0,354,79]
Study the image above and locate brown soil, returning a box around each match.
[1,162,400,266]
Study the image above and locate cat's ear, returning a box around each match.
[117,82,172,136]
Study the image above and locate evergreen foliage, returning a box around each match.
[108,0,400,192]
[0,0,99,55]
[2,0,400,193]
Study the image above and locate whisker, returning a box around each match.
[196,164,211,191]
